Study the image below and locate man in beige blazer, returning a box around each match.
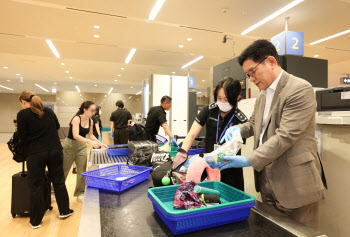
[220,39,327,229]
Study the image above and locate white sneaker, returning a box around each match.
[30,223,41,229]
[76,194,85,202]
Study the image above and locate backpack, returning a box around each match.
[7,131,25,163]
[151,148,188,187]
[126,124,150,141]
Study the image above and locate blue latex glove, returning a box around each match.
[220,156,251,170]
[220,126,241,144]
[110,132,114,139]
[98,134,102,142]
[171,136,179,147]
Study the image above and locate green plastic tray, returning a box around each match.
[148,181,255,216]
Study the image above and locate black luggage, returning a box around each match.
[11,162,52,218]
[128,140,158,166]
[126,124,150,141]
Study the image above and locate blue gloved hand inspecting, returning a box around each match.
[110,132,114,139]
[98,134,102,142]
[220,156,251,170]
[220,126,241,144]
[171,136,179,147]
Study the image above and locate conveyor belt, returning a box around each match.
[89,149,129,165]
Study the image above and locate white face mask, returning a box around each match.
[216,101,232,112]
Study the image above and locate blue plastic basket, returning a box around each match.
[148,181,255,235]
[106,145,129,156]
[156,134,168,147]
[188,148,205,156]
[82,164,152,192]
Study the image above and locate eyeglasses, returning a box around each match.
[245,57,268,79]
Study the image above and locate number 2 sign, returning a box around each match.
[271,31,304,56]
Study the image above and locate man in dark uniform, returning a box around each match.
[145,96,179,146]
[110,100,132,144]
[180,77,247,190]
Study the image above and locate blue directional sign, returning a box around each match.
[271,31,285,55]
[343,77,350,84]
[189,76,196,88]
[286,31,304,56]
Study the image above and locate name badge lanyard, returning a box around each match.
[216,112,235,144]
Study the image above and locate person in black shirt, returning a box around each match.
[92,106,102,142]
[180,77,247,191]
[145,96,179,146]
[110,100,132,144]
[17,91,73,229]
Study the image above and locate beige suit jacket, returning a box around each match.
[237,71,326,209]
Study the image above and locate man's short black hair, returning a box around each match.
[238,39,279,66]
[116,100,124,108]
[161,96,172,104]
[214,77,241,109]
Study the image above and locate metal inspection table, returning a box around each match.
[79,151,326,237]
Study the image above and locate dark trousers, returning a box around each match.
[113,128,129,144]
[26,149,70,226]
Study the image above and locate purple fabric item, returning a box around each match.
[173,181,205,210]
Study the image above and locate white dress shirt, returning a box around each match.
[259,70,284,146]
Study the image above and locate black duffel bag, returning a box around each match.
[126,124,150,141]
[7,131,25,163]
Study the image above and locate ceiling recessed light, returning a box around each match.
[187,38,192,41]
[69,77,72,79]
[60,63,65,65]
[121,68,125,70]
[125,48,136,64]
[7,80,11,82]
[202,80,205,82]
[181,56,204,69]
[131,86,134,88]
[93,25,100,29]
[0,85,14,91]
[114,80,118,82]
[136,91,142,95]
[45,39,61,58]
[52,88,57,93]
[35,84,49,92]
[104,95,107,97]
[94,35,100,38]
[16,74,20,76]
[148,0,166,20]
[54,82,57,84]
[117,74,121,77]
[94,85,97,87]
[196,92,202,94]
[172,72,175,74]
[310,29,350,45]
[314,55,319,57]
[80,94,82,97]
[66,71,69,73]
[3,67,8,69]
[240,0,304,35]
[179,45,184,48]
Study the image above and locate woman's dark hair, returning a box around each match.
[70,101,95,125]
[238,39,279,66]
[214,77,241,109]
[95,106,101,117]
[116,100,124,108]
[19,90,44,118]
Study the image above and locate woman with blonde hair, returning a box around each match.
[17,91,73,229]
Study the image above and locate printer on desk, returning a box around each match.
[315,86,350,125]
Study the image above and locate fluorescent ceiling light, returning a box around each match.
[187,38,192,41]
[179,45,184,48]
[240,0,304,35]
[16,74,20,76]
[0,85,14,91]
[125,48,136,64]
[118,74,121,76]
[94,85,97,87]
[93,25,100,29]
[148,0,165,20]
[128,96,132,99]
[202,80,205,82]
[181,56,204,69]
[21,77,24,83]
[314,55,319,57]
[94,35,100,38]
[108,88,113,94]
[60,63,65,65]
[196,92,202,94]
[114,80,118,82]
[69,77,72,79]
[7,80,11,82]
[136,91,142,95]
[3,67,8,69]
[104,95,107,97]
[35,84,49,92]
[45,39,61,58]
[130,86,134,88]
[75,86,80,93]
[121,68,125,70]
[310,29,350,45]
[172,72,175,74]
[80,94,82,97]
[66,71,69,73]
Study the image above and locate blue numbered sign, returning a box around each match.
[271,32,285,55]
[286,31,304,56]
